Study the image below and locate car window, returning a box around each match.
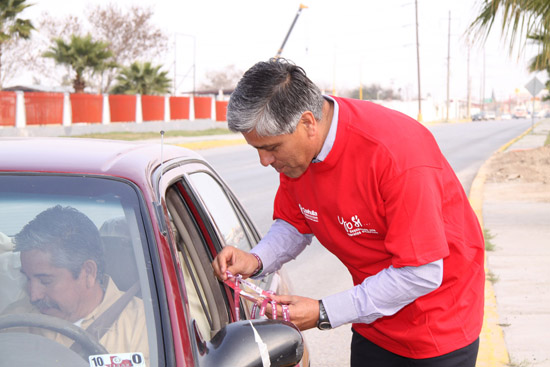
[187,172,255,251]
[165,184,230,342]
[184,171,266,321]
[0,175,159,366]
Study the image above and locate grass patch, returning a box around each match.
[487,270,499,284]
[545,131,550,146]
[484,228,496,252]
[72,128,233,141]
[507,358,531,367]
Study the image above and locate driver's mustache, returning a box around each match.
[32,298,58,311]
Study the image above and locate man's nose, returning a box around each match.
[258,150,275,167]
[27,281,44,302]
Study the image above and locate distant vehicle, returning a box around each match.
[484,111,496,120]
[472,111,495,121]
[472,112,484,121]
[535,110,547,118]
[513,107,528,119]
[500,113,512,120]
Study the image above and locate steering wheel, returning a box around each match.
[0,313,108,360]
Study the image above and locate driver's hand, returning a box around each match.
[212,246,259,281]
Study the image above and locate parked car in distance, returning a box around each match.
[500,113,512,120]
[472,112,483,121]
[513,106,528,119]
[483,111,496,120]
[472,111,496,121]
[0,138,308,367]
[535,110,548,118]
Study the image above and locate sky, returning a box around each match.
[20,0,544,104]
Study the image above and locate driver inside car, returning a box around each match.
[2,205,149,362]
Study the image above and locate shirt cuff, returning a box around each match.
[322,289,359,328]
[250,219,312,278]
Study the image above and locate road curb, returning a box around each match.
[469,123,539,366]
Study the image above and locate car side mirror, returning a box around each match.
[197,319,304,367]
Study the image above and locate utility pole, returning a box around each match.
[446,10,451,122]
[415,0,422,122]
[467,42,471,119]
[482,51,486,112]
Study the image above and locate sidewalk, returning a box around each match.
[473,119,550,367]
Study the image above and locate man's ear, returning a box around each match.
[299,111,318,138]
[81,260,98,288]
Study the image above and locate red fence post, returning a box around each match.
[141,95,165,121]
[70,93,103,123]
[109,95,137,123]
[24,92,64,125]
[193,96,212,119]
[0,91,16,126]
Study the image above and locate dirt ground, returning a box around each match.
[485,145,550,202]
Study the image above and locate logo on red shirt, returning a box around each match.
[338,214,378,236]
[299,204,318,222]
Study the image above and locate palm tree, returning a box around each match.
[0,0,34,88]
[42,34,114,93]
[111,61,171,95]
[526,30,548,68]
[468,0,550,60]
[527,30,550,100]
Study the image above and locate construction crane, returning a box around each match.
[275,4,308,59]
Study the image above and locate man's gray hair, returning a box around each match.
[227,58,324,136]
[14,205,105,282]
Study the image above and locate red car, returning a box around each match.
[0,137,308,367]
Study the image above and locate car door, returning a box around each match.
[153,160,243,363]
[158,159,261,329]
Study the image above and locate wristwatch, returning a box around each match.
[317,300,332,330]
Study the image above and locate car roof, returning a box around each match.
[0,137,204,180]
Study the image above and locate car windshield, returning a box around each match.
[0,174,158,367]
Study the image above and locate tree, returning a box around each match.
[199,65,243,92]
[18,4,168,92]
[346,83,401,100]
[0,0,34,88]
[468,0,550,61]
[527,30,550,100]
[87,4,168,92]
[527,29,550,71]
[42,34,114,93]
[111,61,171,95]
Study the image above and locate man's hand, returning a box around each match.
[212,246,259,281]
[263,294,320,331]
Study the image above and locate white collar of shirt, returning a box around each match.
[312,95,339,163]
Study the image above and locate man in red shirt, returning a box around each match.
[212,58,484,366]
